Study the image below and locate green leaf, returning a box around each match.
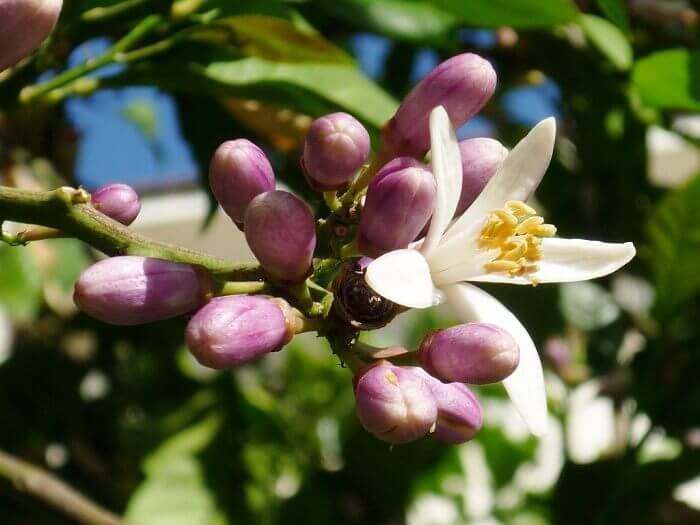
[595,0,631,32]
[0,246,42,323]
[126,457,228,525]
[580,14,632,71]
[632,49,700,110]
[201,15,354,64]
[646,174,700,318]
[116,47,397,128]
[143,412,223,475]
[203,57,396,126]
[559,281,620,331]
[312,0,459,45]
[432,0,578,28]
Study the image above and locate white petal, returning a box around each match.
[434,238,636,286]
[420,106,463,257]
[439,117,557,252]
[534,238,636,283]
[443,283,548,436]
[365,249,443,309]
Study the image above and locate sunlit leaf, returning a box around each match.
[433,0,578,28]
[580,14,632,71]
[633,49,700,110]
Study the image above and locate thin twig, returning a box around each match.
[0,450,127,525]
[0,185,262,279]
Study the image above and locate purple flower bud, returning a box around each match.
[354,361,437,444]
[244,190,316,282]
[209,139,275,224]
[359,158,436,258]
[91,183,141,225]
[429,380,483,444]
[382,53,496,159]
[302,112,370,190]
[185,295,296,369]
[456,138,508,215]
[74,256,207,325]
[0,0,62,71]
[419,323,519,384]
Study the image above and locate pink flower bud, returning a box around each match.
[429,380,483,444]
[209,139,275,225]
[302,112,370,190]
[185,296,295,369]
[244,190,316,283]
[354,361,437,444]
[456,138,508,215]
[419,323,519,384]
[0,0,62,71]
[382,53,496,159]
[74,256,207,325]
[359,158,436,258]
[91,183,141,225]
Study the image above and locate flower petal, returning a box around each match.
[439,117,557,251]
[434,238,636,286]
[443,283,548,436]
[420,106,463,257]
[534,238,636,283]
[365,249,443,308]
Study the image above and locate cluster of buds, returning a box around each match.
[71,51,533,446]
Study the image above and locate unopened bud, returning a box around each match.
[354,360,437,444]
[185,295,296,369]
[91,183,141,225]
[359,158,436,257]
[429,380,483,444]
[419,323,519,384]
[0,0,62,71]
[382,53,496,159]
[209,139,275,225]
[456,138,508,215]
[74,256,207,325]
[244,190,316,283]
[302,112,370,190]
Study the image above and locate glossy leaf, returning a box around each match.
[0,246,42,323]
[647,174,700,319]
[312,0,459,45]
[632,49,700,110]
[580,14,632,71]
[595,0,630,32]
[433,0,579,28]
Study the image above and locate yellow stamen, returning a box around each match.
[507,200,537,218]
[484,260,521,273]
[478,200,557,285]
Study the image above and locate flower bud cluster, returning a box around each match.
[353,321,518,445]
[69,51,523,446]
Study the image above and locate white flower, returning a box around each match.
[365,106,635,436]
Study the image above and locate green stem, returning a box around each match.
[0,185,261,279]
[340,156,382,206]
[19,15,163,103]
[323,191,342,213]
[214,281,270,296]
[339,238,360,259]
[0,450,126,525]
[80,0,153,21]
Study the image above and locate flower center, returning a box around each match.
[477,200,557,284]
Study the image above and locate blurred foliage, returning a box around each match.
[2,0,700,524]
